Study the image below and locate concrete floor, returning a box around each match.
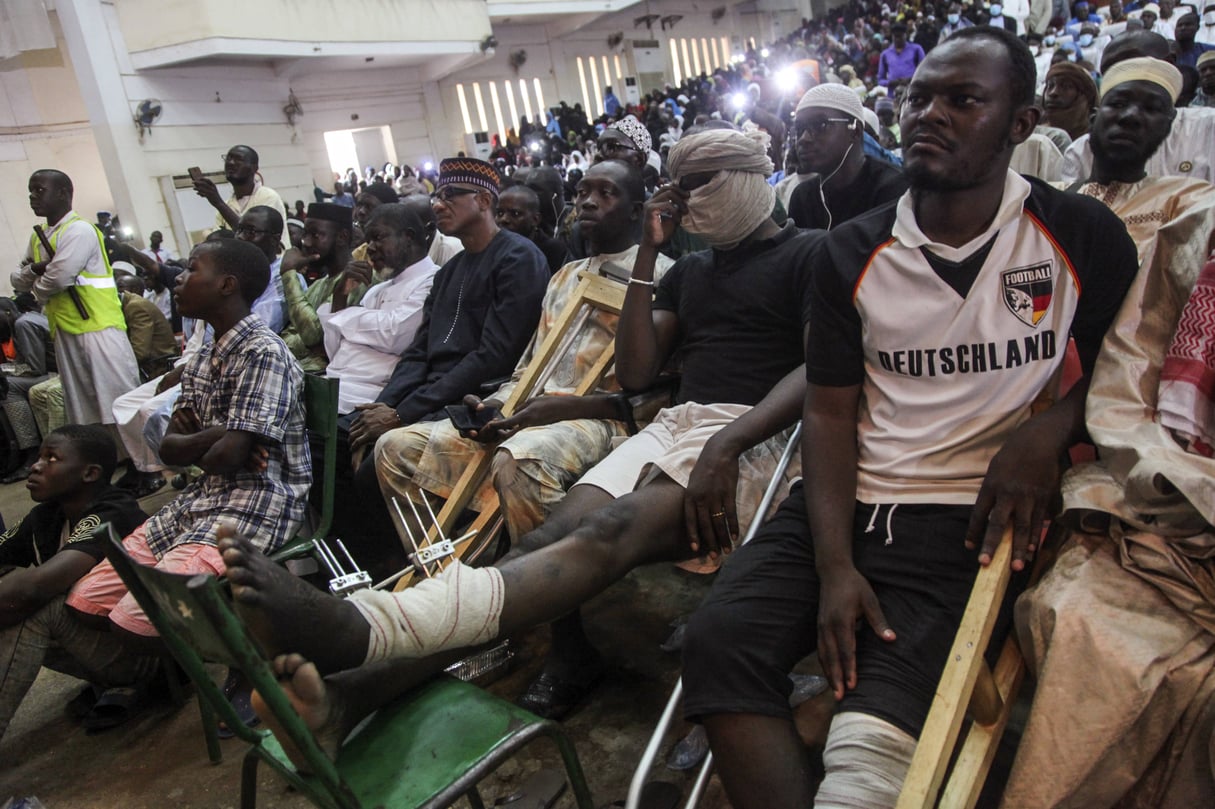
[0,474,1021,809]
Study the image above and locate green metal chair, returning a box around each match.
[102,524,595,809]
[271,373,340,565]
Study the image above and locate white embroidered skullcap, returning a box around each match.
[1142,2,1161,12]
[1100,56,1183,102]
[608,115,652,153]
[795,82,865,122]
[1198,51,1215,69]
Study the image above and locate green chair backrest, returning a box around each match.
[102,524,358,808]
[303,374,340,542]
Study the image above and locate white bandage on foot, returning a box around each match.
[815,712,917,809]
[349,562,505,664]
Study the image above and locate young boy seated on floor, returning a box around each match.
[0,425,149,739]
[65,237,311,641]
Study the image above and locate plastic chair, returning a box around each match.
[101,523,595,809]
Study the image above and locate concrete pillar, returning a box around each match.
[55,0,168,251]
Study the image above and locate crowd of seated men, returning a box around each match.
[2,1,1214,806]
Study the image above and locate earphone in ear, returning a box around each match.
[849,119,859,131]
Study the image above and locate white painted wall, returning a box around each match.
[0,20,113,296]
[0,0,790,298]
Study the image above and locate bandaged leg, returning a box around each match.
[815,712,917,809]
[347,561,505,665]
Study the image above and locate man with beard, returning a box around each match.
[209,126,824,739]
[322,200,439,414]
[1003,57,1215,808]
[787,84,908,231]
[1042,61,1099,140]
[192,145,288,248]
[372,161,673,663]
[278,203,364,372]
[1063,30,1215,182]
[680,27,1139,807]
[325,159,547,569]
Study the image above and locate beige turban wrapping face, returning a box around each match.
[666,126,775,250]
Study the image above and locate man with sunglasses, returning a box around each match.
[787,84,908,232]
[334,159,548,564]
[592,115,651,171]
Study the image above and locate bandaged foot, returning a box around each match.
[815,712,916,809]
[219,526,369,674]
[350,561,505,664]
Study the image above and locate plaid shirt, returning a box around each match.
[144,315,311,557]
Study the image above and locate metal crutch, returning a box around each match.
[625,422,803,809]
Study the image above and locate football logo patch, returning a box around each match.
[1001,262,1053,327]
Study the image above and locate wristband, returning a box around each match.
[628,277,654,287]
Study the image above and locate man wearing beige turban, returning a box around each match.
[1063,29,1215,182]
[1003,57,1215,808]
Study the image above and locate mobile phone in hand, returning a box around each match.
[445,403,498,432]
[188,166,204,182]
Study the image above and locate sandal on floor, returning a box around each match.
[217,684,261,739]
[82,685,146,733]
[65,683,104,722]
[516,662,605,721]
[132,474,166,499]
[1,467,31,485]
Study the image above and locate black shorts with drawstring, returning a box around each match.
[681,481,1025,737]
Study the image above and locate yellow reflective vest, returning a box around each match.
[29,214,127,337]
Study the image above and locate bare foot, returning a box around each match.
[217,524,369,673]
[252,653,350,769]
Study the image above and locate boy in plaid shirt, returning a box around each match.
[67,238,310,638]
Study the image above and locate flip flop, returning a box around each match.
[82,685,145,733]
[666,725,709,771]
[217,683,261,739]
[65,683,103,722]
[1,467,31,485]
[132,474,166,499]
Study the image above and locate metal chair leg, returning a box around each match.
[240,748,261,809]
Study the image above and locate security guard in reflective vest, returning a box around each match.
[12,170,140,425]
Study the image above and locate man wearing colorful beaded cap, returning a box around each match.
[338,157,549,561]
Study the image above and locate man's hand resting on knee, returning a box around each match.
[817,566,896,700]
[683,432,744,558]
[963,383,1086,571]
